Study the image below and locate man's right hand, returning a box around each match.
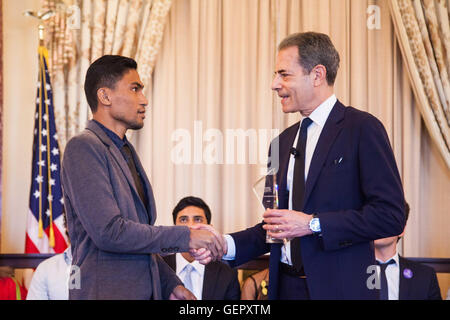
[188,225,226,263]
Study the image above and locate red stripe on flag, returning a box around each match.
[25,233,40,254]
[44,223,67,253]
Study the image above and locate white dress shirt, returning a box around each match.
[26,246,72,300]
[376,252,400,300]
[176,253,205,300]
[224,94,337,264]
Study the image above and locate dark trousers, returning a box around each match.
[278,272,310,300]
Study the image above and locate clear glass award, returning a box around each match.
[253,168,284,243]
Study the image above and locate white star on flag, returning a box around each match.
[60,198,64,205]
[27,45,68,254]
[35,175,44,184]
[53,133,58,141]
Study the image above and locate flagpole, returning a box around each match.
[25,9,67,253]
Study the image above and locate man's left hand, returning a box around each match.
[263,208,313,240]
[169,285,197,300]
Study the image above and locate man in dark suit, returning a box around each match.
[61,55,224,299]
[163,197,240,300]
[194,32,406,300]
[374,203,442,300]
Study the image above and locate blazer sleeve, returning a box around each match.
[227,222,270,267]
[61,135,190,254]
[318,114,406,251]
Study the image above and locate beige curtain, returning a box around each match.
[389,0,450,169]
[42,0,172,150]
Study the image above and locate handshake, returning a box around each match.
[188,224,227,264]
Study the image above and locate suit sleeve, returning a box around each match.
[227,222,270,267]
[318,114,406,251]
[61,135,190,254]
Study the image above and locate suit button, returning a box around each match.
[339,240,352,247]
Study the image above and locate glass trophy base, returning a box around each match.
[266,232,284,244]
[266,237,284,244]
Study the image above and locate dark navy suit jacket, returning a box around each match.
[163,254,241,300]
[399,256,442,300]
[229,101,406,299]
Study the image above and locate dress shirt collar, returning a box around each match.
[376,251,399,265]
[305,94,337,128]
[92,119,127,150]
[63,246,72,266]
[176,253,205,276]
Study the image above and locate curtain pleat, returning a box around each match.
[390,0,450,169]
[42,0,172,150]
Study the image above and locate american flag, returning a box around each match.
[25,46,68,254]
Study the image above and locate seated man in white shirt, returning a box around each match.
[26,246,72,300]
[374,203,441,300]
[162,196,240,300]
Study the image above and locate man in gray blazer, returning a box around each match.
[61,55,224,300]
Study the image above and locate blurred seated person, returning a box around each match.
[26,246,72,300]
[163,196,240,300]
[0,266,27,300]
[27,212,72,300]
[374,202,441,300]
[241,268,269,300]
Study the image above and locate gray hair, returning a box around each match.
[278,32,340,85]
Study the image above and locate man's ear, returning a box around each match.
[311,64,327,87]
[97,88,112,106]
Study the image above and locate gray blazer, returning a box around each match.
[61,120,190,299]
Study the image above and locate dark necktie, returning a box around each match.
[290,117,313,272]
[377,259,396,300]
[121,144,148,211]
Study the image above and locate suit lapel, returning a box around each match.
[86,121,150,222]
[399,256,413,300]
[127,142,157,224]
[202,264,216,300]
[303,101,345,207]
[164,254,176,271]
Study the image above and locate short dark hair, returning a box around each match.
[278,32,340,85]
[172,196,212,224]
[84,55,137,113]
